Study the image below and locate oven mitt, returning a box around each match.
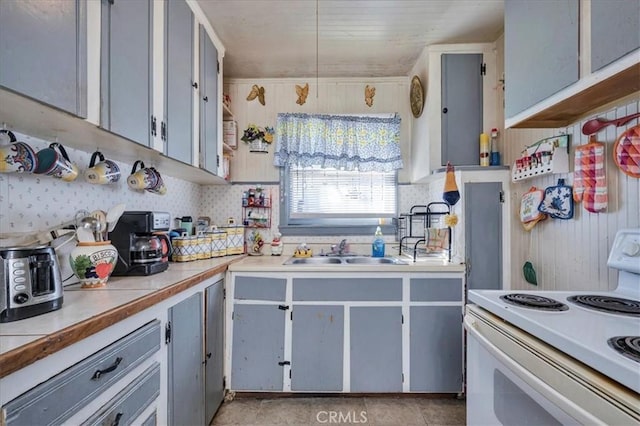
[573,138,607,213]
[538,179,574,219]
[520,186,546,230]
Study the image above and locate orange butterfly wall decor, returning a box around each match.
[246,84,266,105]
[296,83,309,105]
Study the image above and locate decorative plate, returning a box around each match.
[410,75,425,118]
[613,125,640,178]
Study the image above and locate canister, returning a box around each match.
[207,229,227,257]
[172,233,197,262]
[222,225,244,255]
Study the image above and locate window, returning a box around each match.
[274,112,402,235]
[280,165,397,235]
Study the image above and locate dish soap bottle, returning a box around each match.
[372,226,385,257]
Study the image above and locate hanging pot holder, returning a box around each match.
[520,186,547,231]
[538,179,574,219]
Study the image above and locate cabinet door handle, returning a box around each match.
[203,96,208,102]
[278,361,290,366]
[112,412,123,426]
[92,357,123,380]
[203,352,212,365]
[442,107,448,114]
[192,81,198,89]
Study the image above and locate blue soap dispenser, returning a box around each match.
[372,226,385,257]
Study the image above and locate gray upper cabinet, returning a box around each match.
[200,26,219,174]
[441,53,483,167]
[0,0,87,118]
[167,292,204,426]
[591,0,640,72]
[504,0,579,118]
[100,0,152,146]
[165,0,194,165]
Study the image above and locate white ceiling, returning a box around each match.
[197,0,505,79]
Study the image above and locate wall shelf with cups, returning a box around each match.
[511,134,570,182]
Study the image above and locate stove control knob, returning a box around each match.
[621,241,640,257]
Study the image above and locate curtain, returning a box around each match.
[273,113,403,172]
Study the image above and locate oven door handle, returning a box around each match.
[465,315,605,426]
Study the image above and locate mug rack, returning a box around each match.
[511,134,570,182]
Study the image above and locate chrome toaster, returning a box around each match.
[0,246,64,323]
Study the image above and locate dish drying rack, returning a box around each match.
[395,202,451,262]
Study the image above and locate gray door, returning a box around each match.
[591,0,640,72]
[200,26,219,174]
[465,182,502,291]
[504,0,579,117]
[168,292,204,426]
[0,0,87,117]
[204,279,224,423]
[101,0,152,146]
[410,306,463,392]
[231,304,286,390]
[165,0,194,164]
[291,305,344,391]
[350,307,402,392]
[441,53,483,167]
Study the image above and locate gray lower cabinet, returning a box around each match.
[291,305,344,391]
[231,304,287,390]
[199,25,219,174]
[204,279,225,423]
[100,0,153,146]
[0,0,87,117]
[591,0,640,72]
[410,306,462,392]
[441,53,483,167]
[504,0,579,118]
[350,307,403,392]
[167,292,204,426]
[165,0,194,164]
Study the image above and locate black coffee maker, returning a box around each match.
[110,211,171,276]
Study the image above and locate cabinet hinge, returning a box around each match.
[278,361,291,366]
[402,373,405,383]
[223,376,226,388]
[165,321,172,344]
[108,0,114,4]
[289,369,292,379]
[151,115,157,137]
[161,121,167,141]
[499,190,505,203]
[290,311,293,321]
[217,60,220,74]
[223,288,226,299]
[217,154,220,168]
[401,314,404,324]
[231,311,234,320]
[481,63,487,76]
[278,305,290,311]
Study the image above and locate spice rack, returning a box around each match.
[511,134,570,182]
[242,188,271,228]
[395,202,451,262]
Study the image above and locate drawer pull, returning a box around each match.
[92,357,123,380]
[112,412,123,426]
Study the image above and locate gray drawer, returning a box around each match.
[82,363,160,426]
[293,277,402,301]
[410,278,462,302]
[3,320,161,426]
[234,276,286,301]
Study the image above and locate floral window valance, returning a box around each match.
[273,113,403,172]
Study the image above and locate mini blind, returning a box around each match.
[288,165,396,218]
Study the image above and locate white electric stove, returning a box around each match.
[465,229,640,425]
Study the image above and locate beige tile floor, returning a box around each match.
[211,395,466,425]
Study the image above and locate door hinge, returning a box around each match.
[223,288,226,299]
[161,121,167,141]
[499,190,505,203]
[289,369,292,379]
[290,311,293,321]
[223,376,226,388]
[217,154,220,168]
[217,60,220,74]
[165,321,172,344]
[402,373,405,383]
[151,115,157,137]
[401,314,404,324]
[278,361,291,366]
[278,305,290,311]
[231,311,234,320]
[481,63,486,76]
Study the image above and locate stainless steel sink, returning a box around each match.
[283,257,343,265]
[344,257,408,265]
[283,256,407,265]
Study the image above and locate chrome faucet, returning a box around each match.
[338,239,347,255]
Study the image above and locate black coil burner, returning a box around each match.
[567,295,640,317]
[500,294,569,311]
[608,336,640,363]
